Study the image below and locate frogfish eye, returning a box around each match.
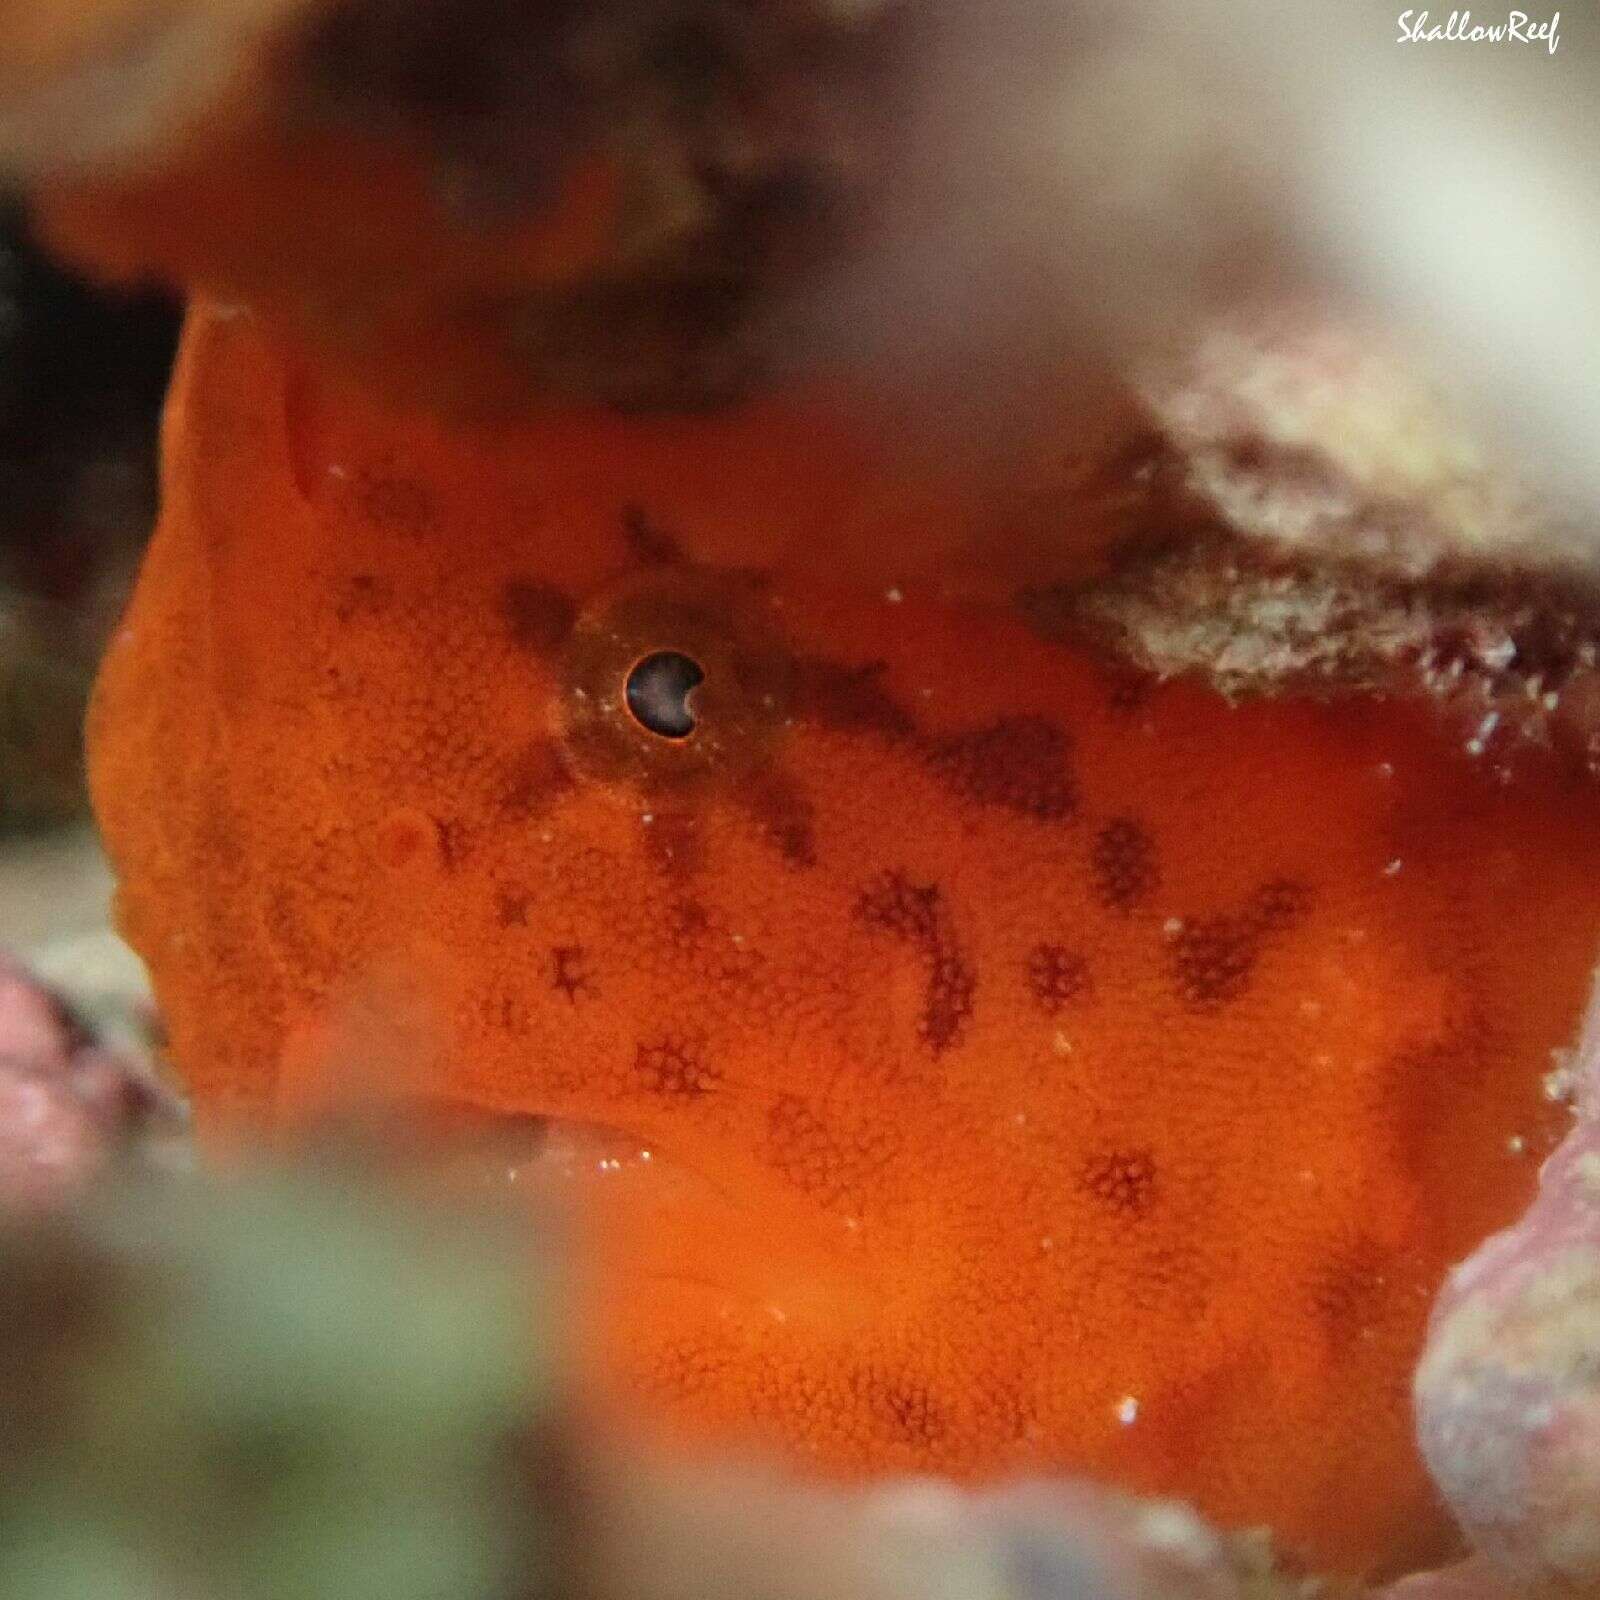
[625,650,706,739]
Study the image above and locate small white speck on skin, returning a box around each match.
[641,813,654,825]
[1545,1054,1580,1102]
[885,587,904,604]
[730,933,745,946]
[1299,999,1323,1018]
[1465,711,1501,758]
[767,1304,789,1324]
[1013,1112,1028,1127]
[844,1217,861,1231]
[1040,1236,1054,1252]
[1376,761,1395,779]
[1116,1395,1140,1426]
[1052,1031,1073,1057]
[538,831,552,844]
[328,464,349,480]
[1383,858,1404,877]
[1162,917,1184,936]
[639,1149,653,1162]
[1544,691,1562,712]
[1506,1134,1527,1156]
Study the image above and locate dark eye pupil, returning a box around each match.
[625,650,705,739]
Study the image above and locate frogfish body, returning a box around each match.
[89,302,1600,1577]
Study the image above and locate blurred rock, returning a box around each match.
[0,950,175,1208]
[1415,985,1600,1596]
[1137,307,1586,582]
[0,1142,1315,1600]
[1374,1557,1524,1600]
[0,1163,550,1600]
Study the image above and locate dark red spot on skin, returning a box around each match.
[926,717,1076,821]
[1167,915,1259,1007]
[491,991,533,1038]
[792,657,918,740]
[855,870,942,944]
[666,897,712,940]
[435,816,470,870]
[1250,879,1314,934]
[794,664,1093,843]
[500,739,574,818]
[1165,879,1311,1008]
[923,949,976,1054]
[501,580,577,655]
[335,572,391,622]
[855,1369,948,1447]
[741,774,818,869]
[1080,1148,1159,1217]
[633,1034,720,1098]
[622,503,685,566]
[551,944,591,1002]
[1027,943,1092,1012]
[377,811,432,869]
[1090,817,1159,912]
[855,871,975,1056]
[1309,1237,1398,1356]
[495,886,532,928]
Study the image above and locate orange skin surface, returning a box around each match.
[90,303,1600,1577]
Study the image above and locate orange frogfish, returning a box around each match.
[89,301,1600,1578]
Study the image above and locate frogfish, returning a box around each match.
[88,300,1600,1578]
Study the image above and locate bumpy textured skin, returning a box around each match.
[89,304,1600,1578]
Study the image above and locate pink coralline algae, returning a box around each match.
[0,952,168,1208]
